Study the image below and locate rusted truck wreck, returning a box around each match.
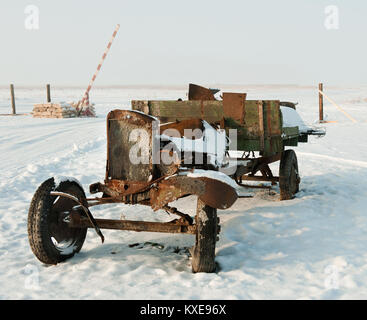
[28,84,323,272]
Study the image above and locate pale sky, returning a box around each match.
[0,0,366,86]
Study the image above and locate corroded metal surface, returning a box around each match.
[195,177,237,210]
[106,110,154,182]
[222,92,247,124]
[105,179,152,196]
[51,191,105,243]
[69,215,197,234]
[160,118,203,138]
[150,175,237,211]
[188,83,216,101]
[150,175,206,211]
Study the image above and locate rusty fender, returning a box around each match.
[150,175,237,211]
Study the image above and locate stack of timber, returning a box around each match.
[32,102,96,118]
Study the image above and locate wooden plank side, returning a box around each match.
[148,100,224,123]
[203,101,225,122]
[258,100,265,152]
[269,100,281,135]
[236,136,283,153]
[242,100,261,138]
[225,99,283,154]
[131,99,283,154]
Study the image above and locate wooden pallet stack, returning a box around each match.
[32,102,96,118]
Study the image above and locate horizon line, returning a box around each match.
[0,83,366,90]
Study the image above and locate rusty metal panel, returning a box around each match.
[196,177,237,210]
[150,176,206,211]
[222,92,247,124]
[70,215,197,234]
[159,118,203,138]
[150,175,237,211]
[188,83,216,100]
[106,110,153,182]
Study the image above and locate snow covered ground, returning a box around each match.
[1,85,367,299]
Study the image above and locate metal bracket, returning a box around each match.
[50,191,105,243]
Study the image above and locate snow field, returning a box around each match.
[1,85,367,299]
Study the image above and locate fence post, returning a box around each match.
[10,84,16,115]
[46,84,51,103]
[319,83,323,122]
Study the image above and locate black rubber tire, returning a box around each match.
[191,199,218,273]
[279,149,300,200]
[28,177,88,264]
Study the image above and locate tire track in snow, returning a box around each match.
[0,135,107,186]
[297,152,367,168]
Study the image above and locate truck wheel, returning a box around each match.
[28,178,88,264]
[279,150,300,200]
[191,199,218,273]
